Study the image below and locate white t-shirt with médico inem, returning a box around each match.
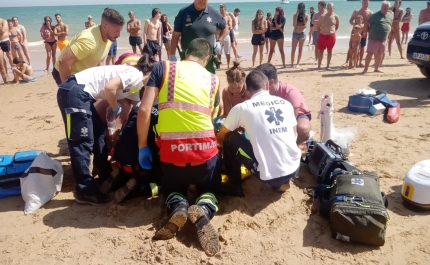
[223,91,301,181]
[75,65,143,102]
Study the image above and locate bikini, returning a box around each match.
[9,29,21,50]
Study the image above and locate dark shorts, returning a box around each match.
[0,39,11,52]
[129,36,142,46]
[160,154,222,197]
[162,36,170,44]
[143,40,161,56]
[229,29,235,43]
[52,67,62,86]
[297,113,312,121]
[265,31,271,39]
[360,38,367,47]
[251,34,265,46]
[108,41,117,56]
[270,30,284,40]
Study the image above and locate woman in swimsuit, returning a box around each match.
[401,8,412,45]
[268,7,286,68]
[291,3,309,68]
[388,1,405,59]
[7,19,25,62]
[160,14,173,60]
[251,9,267,67]
[265,13,272,54]
[40,16,57,72]
[221,61,248,118]
[12,57,35,85]
[12,17,31,65]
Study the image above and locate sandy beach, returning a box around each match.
[1,46,430,265]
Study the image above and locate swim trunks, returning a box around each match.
[129,36,142,47]
[317,33,336,50]
[108,40,117,56]
[57,39,69,51]
[0,39,11,52]
[142,39,161,56]
[292,32,306,40]
[229,29,235,43]
[222,35,231,54]
[367,39,387,54]
[360,38,367,47]
[311,31,319,45]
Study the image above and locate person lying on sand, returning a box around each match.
[12,58,35,85]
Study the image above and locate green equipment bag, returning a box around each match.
[326,171,389,246]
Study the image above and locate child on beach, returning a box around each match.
[348,25,362,69]
[343,15,364,67]
[12,58,35,85]
[220,61,248,118]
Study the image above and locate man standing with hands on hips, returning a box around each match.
[169,0,230,74]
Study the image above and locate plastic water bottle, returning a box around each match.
[106,107,117,159]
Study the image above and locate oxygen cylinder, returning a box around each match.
[320,94,334,143]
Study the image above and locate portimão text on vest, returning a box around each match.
[171,140,217,152]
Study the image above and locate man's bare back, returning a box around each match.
[319,13,339,35]
[419,8,430,24]
[0,18,9,40]
[55,23,68,41]
[144,18,161,42]
[222,12,233,31]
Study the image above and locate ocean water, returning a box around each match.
[0,1,426,53]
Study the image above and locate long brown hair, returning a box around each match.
[252,9,265,30]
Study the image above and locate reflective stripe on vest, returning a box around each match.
[156,61,219,164]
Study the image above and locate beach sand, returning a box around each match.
[1,46,430,265]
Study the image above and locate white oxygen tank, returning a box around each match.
[319,94,334,143]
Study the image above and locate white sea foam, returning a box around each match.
[28,40,44,47]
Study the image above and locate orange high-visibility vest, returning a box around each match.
[156,61,220,164]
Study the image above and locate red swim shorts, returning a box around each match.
[317,33,336,50]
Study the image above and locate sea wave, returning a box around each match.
[28,40,44,47]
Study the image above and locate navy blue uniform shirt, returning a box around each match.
[174,3,226,50]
